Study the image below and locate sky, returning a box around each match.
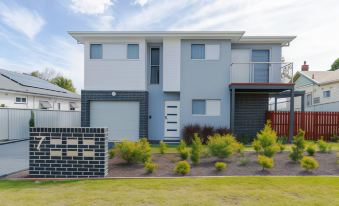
[0,0,338,92]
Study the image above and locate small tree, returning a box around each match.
[115,138,151,164]
[29,111,35,127]
[306,143,316,156]
[330,58,339,71]
[289,130,306,162]
[258,155,274,171]
[252,121,279,157]
[159,140,167,154]
[300,156,319,172]
[207,134,240,159]
[317,139,332,153]
[174,160,190,175]
[190,133,203,165]
[177,140,190,160]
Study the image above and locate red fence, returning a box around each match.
[266,111,339,141]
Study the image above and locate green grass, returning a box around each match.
[0,177,338,206]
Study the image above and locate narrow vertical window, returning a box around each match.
[191,44,205,59]
[150,48,160,84]
[127,44,139,59]
[90,44,102,59]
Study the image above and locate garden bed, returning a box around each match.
[107,151,339,177]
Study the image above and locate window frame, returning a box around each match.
[15,97,27,104]
[192,99,206,115]
[191,44,205,60]
[306,93,312,107]
[89,44,103,59]
[127,44,139,60]
[150,47,160,84]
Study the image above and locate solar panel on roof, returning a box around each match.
[0,69,68,93]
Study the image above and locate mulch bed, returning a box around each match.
[107,151,339,177]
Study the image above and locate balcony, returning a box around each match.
[230,62,293,84]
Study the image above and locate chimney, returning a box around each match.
[301,61,309,71]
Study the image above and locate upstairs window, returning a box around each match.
[191,44,205,59]
[127,44,139,59]
[15,97,27,104]
[150,47,160,84]
[306,94,312,107]
[323,90,331,98]
[90,44,102,59]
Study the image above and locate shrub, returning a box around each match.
[159,140,167,154]
[258,155,274,171]
[215,127,231,136]
[238,156,250,166]
[177,140,189,160]
[277,140,286,153]
[306,143,316,156]
[207,134,240,159]
[182,125,231,145]
[330,135,339,142]
[190,134,203,165]
[174,160,190,175]
[289,130,306,162]
[182,124,201,145]
[108,149,115,159]
[115,138,151,164]
[215,162,227,171]
[29,111,35,127]
[252,121,279,158]
[318,139,331,153]
[300,156,319,172]
[201,125,214,144]
[144,161,157,174]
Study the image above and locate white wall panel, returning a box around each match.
[205,44,220,60]
[163,37,181,92]
[103,44,126,59]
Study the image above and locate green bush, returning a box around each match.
[159,140,167,154]
[207,134,240,159]
[177,140,190,160]
[108,149,115,159]
[258,155,274,171]
[306,143,316,156]
[29,111,35,127]
[174,160,190,175]
[289,130,306,162]
[215,162,227,171]
[300,156,319,172]
[144,161,157,174]
[252,121,279,157]
[277,140,286,153]
[317,139,331,153]
[330,135,339,142]
[190,134,203,165]
[115,138,151,164]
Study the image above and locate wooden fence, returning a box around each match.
[266,111,339,141]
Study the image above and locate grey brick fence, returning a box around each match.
[29,127,108,178]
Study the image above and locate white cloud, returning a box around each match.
[70,0,114,15]
[89,15,114,30]
[0,2,45,39]
[133,0,151,7]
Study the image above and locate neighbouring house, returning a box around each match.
[292,62,339,111]
[70,31,296,143]
[0,68,80,111]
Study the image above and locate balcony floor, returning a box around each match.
[229,82,294,93]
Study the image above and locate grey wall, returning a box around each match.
[180,39,231,130]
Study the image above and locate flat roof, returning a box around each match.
[229,83,295,93]
[69,31,296,46]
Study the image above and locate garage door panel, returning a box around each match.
[90,101,139,141]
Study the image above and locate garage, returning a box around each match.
[90,101,139,141]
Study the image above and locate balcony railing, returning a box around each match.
[230,62,293,84]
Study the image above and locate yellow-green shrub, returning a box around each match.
[144,161,157,174]
[108,149,115,159]
[159,140,167,154]
[306,143,316,156]
[214,162,227,171]
[207,134,240,159]
[174,160,190,175]
[252,121,279,158]
[318,139,331,153]
[177,140,190,160]
[190,134,203,165]
[258,155,274,170]
[289,130,306,162]
[300,156,319,171]
[115,138,151,164]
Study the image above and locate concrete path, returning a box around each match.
[0,140,28,177]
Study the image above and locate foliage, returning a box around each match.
[177,140,190,160]
[144,161,157,174]
[330,58,339,71]
[182,124,231,145]
[289,130,306,162]
[159,141,167,154]
[306,143,316,156]
[50,76,76,93]
[330,135,339,143]
[258,155,274,171]
[252,121,279,157]
[300,156,319,172]
[215,162,227,171]
[277,140,286,153]
[317,139,332,153]
[108,149,115,159]
[29,111,35,127]
[207,134,240,159]
[238,156,250,166]
[190,134,203,165]
[174,161,190,175]
[0,104,5,107]
[115,138,151,164]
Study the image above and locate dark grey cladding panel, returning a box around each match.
[81,90,148,138]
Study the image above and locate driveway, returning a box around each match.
[0,140,28,177]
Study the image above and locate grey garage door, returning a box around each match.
[90,101,139,141]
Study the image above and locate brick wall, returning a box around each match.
[29,127,108,178]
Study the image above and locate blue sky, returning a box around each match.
[0,0,338,91]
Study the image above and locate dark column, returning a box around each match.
[231,88,235,132]
[289,88,295,142]
[274,97,278,112]
[301,95,305,112]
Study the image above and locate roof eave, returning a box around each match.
[238,36,296,46]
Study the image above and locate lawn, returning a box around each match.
[0,177,338,206]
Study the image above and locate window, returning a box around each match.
[191,44,205,59]
[192,99,221,116]
[15,97,27,104]
[39,101,52,109]
[150,48,160,84]
[90,44,102,59]
[313,97,320,104]
[306,94,312,107]
[127,44,139,59]
[323,90,331,98]
[57,103,61,110]
[69,102,77,111]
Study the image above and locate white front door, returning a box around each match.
[164,101,180,137]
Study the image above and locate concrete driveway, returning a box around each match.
[0,140,28,177]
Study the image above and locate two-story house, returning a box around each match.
[70,31,296,143]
